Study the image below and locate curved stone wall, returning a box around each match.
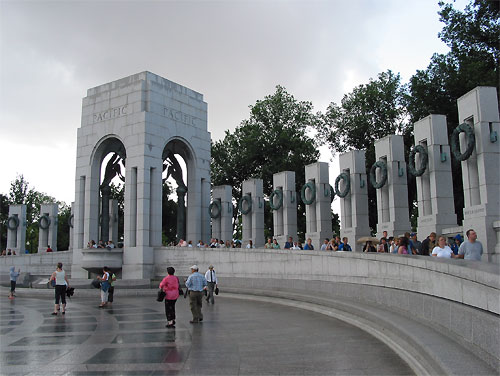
[154,247,500,368]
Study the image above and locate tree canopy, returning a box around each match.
[211,85,322,239]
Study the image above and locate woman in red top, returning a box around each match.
[159,266,180,328]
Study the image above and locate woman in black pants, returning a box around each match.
[49,262,70,315]
[159,267,180,328]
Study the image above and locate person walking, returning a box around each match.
[97,266,111,308]
[8,266,20,299]
[107,270,117,306]
[49,263,70,315]
[159,267,180,328]
[185,265,207,323]
[204,265,218,305]
[457,229,483,261]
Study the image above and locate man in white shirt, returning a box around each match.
[320,238,329,251]
[204,265,218,304]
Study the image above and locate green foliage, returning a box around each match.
[318,70,408,154]
[318,71,409,232]
[7,175,58,253]
[0,194,8,250]
[57,203,71,251]
[211,85,320,237]
[162,181,177,245]
[109,183,124,242]
[406,0,499,225]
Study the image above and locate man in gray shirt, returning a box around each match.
[457,229,483,261]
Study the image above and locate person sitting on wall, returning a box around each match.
[457,229,483,261]
[210,238,218,248]
[338,237,352,252]
[264,238,273,249]
[284,237,293,249]
[421,232,437,256]
[7,249,12,255]
[1,250,6,256]
[363,241,376,253]
[97,240,106,248]
[12,250,16,255]
[303,238,314,250]
[291,242,301,250]
[246,240,254,249]
[46,245,53,252]
[106,241,115,250]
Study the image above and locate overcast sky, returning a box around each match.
[0,0,467,207]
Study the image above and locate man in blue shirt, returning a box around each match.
[338,237,352,252]
[185,265,207,323]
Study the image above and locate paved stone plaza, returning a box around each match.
[0,294,414,375]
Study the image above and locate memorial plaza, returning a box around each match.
[1,73,499,375]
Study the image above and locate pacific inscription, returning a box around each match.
[164,107,197,127]
[93,105,128,123]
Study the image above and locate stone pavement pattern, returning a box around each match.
[1,295,414,375]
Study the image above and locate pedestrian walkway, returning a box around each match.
[0,295,413,375]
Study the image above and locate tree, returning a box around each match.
[0,194,8,250]
[406,0,499,224]
[317,71,410,232]
[211,85,321,240]
[6,175,60,252]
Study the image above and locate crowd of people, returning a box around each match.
[1,249,17,256]
[167,228,483,261]
[87,240,116,250]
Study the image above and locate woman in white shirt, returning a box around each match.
[50,262,70,315]
[431,236,454,258]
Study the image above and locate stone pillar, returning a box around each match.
[272,171,297,245]
[38,203,58,253]
[304,162,332,250]
[7,205,26,254]
[414,115,457,238]
[108,199,119,245]
[457,86,500,262]
[211,185,233,243]
[69,202,74,250]
[339,150,369,252]
[374,135,411,238]
[241,179,265,248]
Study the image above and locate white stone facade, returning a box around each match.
[272,171,297,245]
[211,185,233,243]
[339,150,370,252]
[414,115,457,238]
[7,205,26,254]
[241,179,265,248]
[304,162,332,249]
[37,203,58,253]
[374,135,411,238]
[72,72,211,279]
[457,86,500,262]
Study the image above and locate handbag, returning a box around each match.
[215,287,219,295]
[50,279,56,288]
[91,279,101,289]
[157,289,166,302]
[176,276,183,296]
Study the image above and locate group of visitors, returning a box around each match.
[1,249,17,256]
[87,240,115,250]
[159,264,218,327]
[364,229,482,260]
